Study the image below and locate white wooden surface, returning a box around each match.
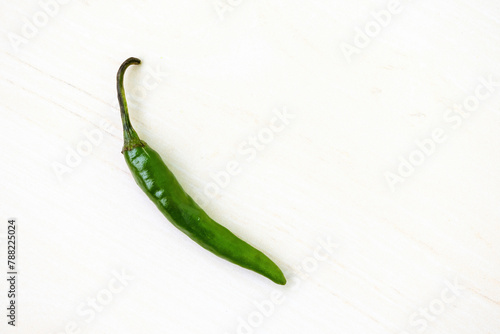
[1,1,499,333]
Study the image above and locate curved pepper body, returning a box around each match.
[124,144,286,284]
[117,57,286,285]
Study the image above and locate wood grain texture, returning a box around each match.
[1,0,499,333]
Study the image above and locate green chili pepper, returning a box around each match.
[117,57,286,285]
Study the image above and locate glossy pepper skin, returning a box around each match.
[117,57,286,285]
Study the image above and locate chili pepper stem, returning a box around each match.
[117,57,145,152]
